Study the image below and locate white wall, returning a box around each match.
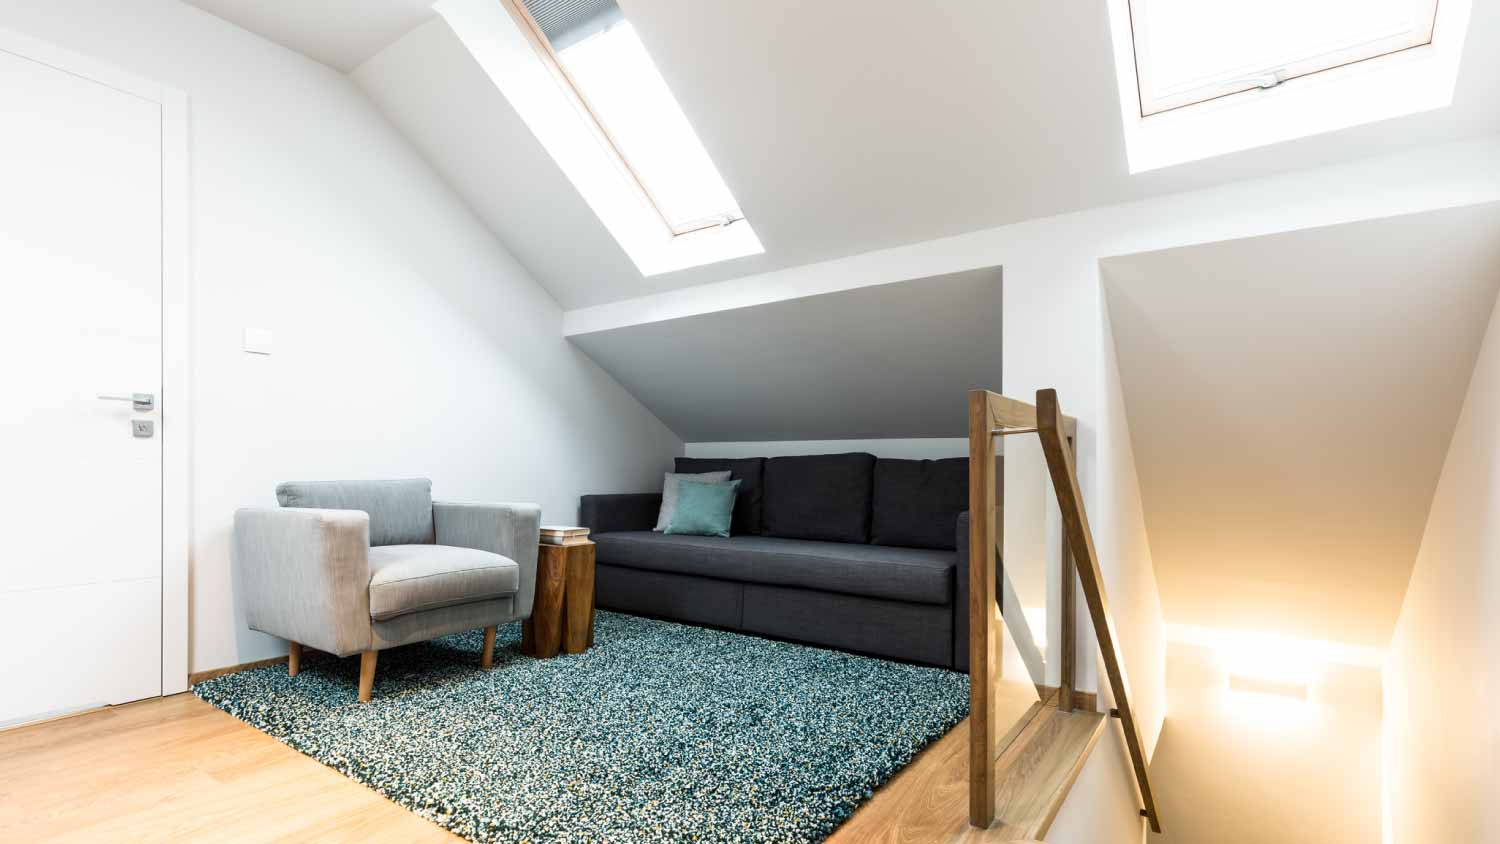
[1383,292,1500,842]
[1096,302,1167,755]
[1151,640,1383,844]
[0,0,681,674]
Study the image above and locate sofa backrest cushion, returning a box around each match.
[674,457,766,535]
[275,478,435,547]
[871,458,968,550]
[762,452,877,543]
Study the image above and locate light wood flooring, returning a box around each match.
[0,687,1056,844]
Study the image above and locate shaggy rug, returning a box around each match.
[193,611,969,844]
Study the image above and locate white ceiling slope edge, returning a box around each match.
[568,267,1002,442]
[184,0,436,72]
[1103,202,1500,649]
[563,136,1500,338]
[333,0,1499,310]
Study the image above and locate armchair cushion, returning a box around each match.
[275,478,435,546]
[367,544,520,621]
[433,501,542,619]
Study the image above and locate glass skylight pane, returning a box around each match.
[1131,0,1437,114]
[556,21,743,233]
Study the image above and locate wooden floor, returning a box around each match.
[0,689,1057,843]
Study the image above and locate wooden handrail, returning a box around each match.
[1036,388,1163,834]
[967,388,1162,836]
[970,390,1081,827]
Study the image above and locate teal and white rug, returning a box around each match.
[194,611,969,844]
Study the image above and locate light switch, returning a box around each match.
[243,327,274,355]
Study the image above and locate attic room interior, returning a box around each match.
[1,0,1497,842]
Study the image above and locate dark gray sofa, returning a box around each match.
[580,453,972,670]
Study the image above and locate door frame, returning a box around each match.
[0,28,191,697]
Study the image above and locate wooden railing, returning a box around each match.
[968,388,1163,835]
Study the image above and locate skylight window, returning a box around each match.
[1104,0,1469,171]
[514,0,745,236]
[1128,0,1439,115]
[439,0,761,275]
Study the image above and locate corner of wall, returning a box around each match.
[1096,281,1168,756]
[1379,285,1500,844]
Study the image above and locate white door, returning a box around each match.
[0,46,164,725]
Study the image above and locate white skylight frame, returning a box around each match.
[1129,0,1440,116]
[1107,0,1472,173]
[437,0,764,277]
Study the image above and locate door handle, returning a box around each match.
[97,392,155,412]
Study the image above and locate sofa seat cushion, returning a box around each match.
[592,531,956,605]
[367,544,519,621]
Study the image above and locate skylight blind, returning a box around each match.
[520,0,624,51]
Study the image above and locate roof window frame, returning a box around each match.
[1128,0,1441,116]
[500,0,741,238]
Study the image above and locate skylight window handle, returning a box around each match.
[1227,70,1284,91]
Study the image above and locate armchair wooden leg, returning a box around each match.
[481,626,497,670]
[357,650,378,703]
[287,642,302,678]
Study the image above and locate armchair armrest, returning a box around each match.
[579,493,662,534]
[233,507,372,657]
[433,501,542,618]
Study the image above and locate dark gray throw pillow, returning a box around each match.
[870,457,968,550]
[762,452,876,543]
[674,457,766,535]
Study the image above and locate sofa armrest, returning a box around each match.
[955,511,970,671]
[580,493,662,534]
[953,511,1006,672]
[433,501,542,618]
[233,507,372,657]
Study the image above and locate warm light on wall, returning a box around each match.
[1167,622,1386,727]
[1219,636,1317,688]
[1220,637,1318,725]
[1227,673,1310,701]
[1167,622,1385,671]
[1022,606,1049,648]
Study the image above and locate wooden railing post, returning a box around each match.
[1059,432,1078,713]
[968,389,999,827]
[965,387,1156,834]
[1035,388,1163,834]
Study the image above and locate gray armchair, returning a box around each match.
[234,478,540,701]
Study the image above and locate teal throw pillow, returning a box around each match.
[665,479,741,537]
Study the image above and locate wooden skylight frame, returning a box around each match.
[498,0,740,238]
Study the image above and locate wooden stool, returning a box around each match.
[521,541,595,658]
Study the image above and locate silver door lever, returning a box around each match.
[98,393,155,411]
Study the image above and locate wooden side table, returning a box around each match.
[521,541,595,658]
